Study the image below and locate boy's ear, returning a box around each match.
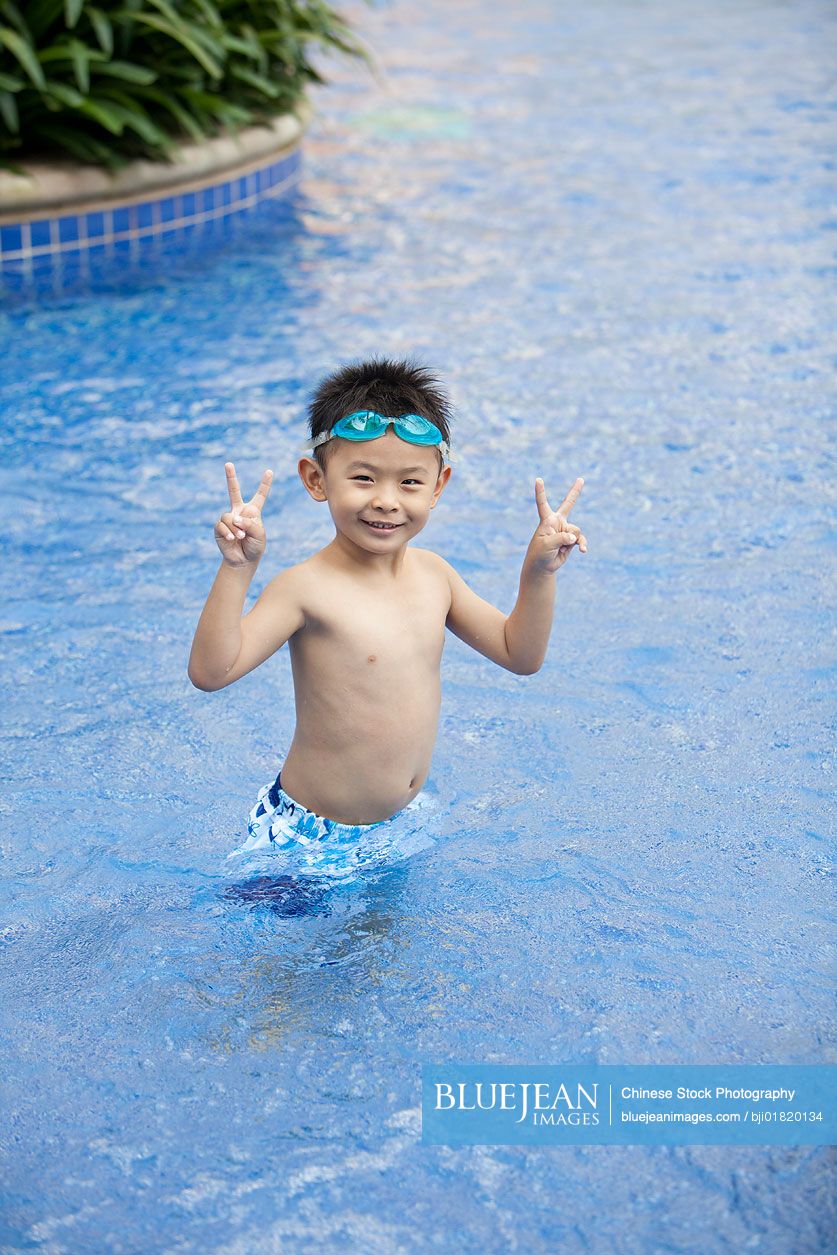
[298,457,328,501]
[431,463,452,506]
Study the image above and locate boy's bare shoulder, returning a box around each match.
[399,546,446,576]
[272,555,320,600]
[411,546,452,581]
[408,545,442,564]
[409,549,441,569]
[255,558,315,619]
[409,547,454,606]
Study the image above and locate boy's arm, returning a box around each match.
[434,554,548,676]
[434,467,587,675]
[188,562,305,692]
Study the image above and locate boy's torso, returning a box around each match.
[279,546,451,824]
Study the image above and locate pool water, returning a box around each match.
[1,0,834,1249]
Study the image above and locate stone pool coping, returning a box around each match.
[0,99,312,225]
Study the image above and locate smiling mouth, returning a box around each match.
[362,520,403,531]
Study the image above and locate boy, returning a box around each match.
[188,358,586,866]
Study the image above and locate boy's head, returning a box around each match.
[305,356,453,477]
[299,356,453,553]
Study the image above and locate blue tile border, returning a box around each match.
[0,146,301,265]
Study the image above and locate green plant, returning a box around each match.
[0,0,371,173]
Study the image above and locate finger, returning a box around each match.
[556,477,584,518]
[221,510,246,539]
[561,523,587,552]
[225,462,245,510]
[545,511,569,534]
[535,478,554,523]
[230,511,262,536]
[249,468,274,512]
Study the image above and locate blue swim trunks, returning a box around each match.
[227,769,438,881]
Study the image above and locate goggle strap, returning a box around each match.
[299,424,457,463]
[299,438,458,463]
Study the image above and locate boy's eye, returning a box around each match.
[351,476,422,485]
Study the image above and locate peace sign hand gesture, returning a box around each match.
[214,461,274,568]
[526,477,588,575]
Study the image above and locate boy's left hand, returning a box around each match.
[525,477,588,574]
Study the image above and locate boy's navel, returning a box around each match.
[368,654,377,663]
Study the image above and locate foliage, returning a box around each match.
[0,0,371,172]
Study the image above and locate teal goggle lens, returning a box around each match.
[302,409,455,461]
[336,410,443,446]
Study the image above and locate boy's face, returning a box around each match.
[300,430,451,550]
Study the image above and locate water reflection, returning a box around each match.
[200,863,415,1058]
[221,872,337,917]
[0,187,320,309]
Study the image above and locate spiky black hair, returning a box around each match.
[306,355,452,473]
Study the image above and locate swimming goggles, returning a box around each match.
[300,410,456,463]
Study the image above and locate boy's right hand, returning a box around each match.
[214,462,274,567]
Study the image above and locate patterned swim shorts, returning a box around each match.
[227,769,438,880]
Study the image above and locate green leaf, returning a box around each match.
[240,23,268,73]
[87,7,114,57]
[126,13,223,79]
[0,2,30,41]
[38,41,107,66]
[93,60,157,85]
[116,106,170,146]
[229,64,282,99]
[69,37,92,93]
[131,83,206,143]
[0,89,19,133]
[220,32,260,62]
[0,27,47,90]
[189,0,222,30]
[0,70,24,91]
[64,0,84,29]
[43,78,85,107]
[146,0,226,62]
[80,97,131,134]
[180,86,252,125]
[95,88,170,145]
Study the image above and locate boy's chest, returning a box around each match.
[298,552,450,668]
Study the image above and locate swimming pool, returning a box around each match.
[1,0,834,1249]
